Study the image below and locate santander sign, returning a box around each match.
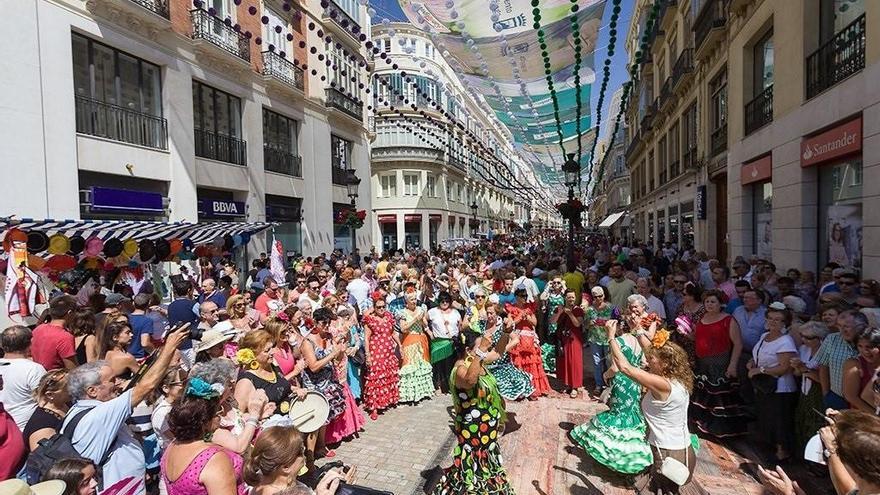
[801,116,862,167]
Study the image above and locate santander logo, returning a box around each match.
[801,117,861,167]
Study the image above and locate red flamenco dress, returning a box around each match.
[556,305,586,391]
[506,303,550,397]
[362,311,401,413]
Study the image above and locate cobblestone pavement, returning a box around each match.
[320,389,830,495]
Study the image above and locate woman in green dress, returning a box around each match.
[570,312,653,475]
[540,276,566,373]
[433,319,515,495]
[398,292,435,403]
[485,303,534,400]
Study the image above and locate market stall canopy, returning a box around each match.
[597,211,626,228]
[1,218,274,254]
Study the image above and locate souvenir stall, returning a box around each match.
[0,218,274,326]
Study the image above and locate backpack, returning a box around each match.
[25,407,111,484]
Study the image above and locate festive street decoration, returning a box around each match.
[335,209,367,230]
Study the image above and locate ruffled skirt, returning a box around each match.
[325,383,365,444]
[689,353,750,438]
[487,360,534,401]
[510,335,550,396]
[570,397,653,473]
[399,334,434,403]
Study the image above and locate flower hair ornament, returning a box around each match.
[651,328,671,349]
[236,348,260,370]
[275,311,290,322]
[186,377,224,399]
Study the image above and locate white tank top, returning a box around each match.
[641,379,690,450]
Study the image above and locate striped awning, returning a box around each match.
[598,212,626,228]
[2,218,275,249]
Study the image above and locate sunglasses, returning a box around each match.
[375,305,386,309]
[475,295,486,299]
[233,303,246,307]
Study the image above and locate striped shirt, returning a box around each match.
[815,332,858,396]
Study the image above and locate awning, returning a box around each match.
[598,212,626,228]
[377,215,397,224]
[2,218,275,253]
[620,215,632,227]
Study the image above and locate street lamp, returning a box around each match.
[346,170,361,254]
[469,201,478,237]
[562,153,579,265]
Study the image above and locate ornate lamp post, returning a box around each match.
[346,170,361,254]
[469,201,478,237]
[562,153,579,266]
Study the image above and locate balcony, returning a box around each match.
[671,48,694,92]
[127,0,168,17]
[264,144,302,176]
[659,0,678,29]
[694,0,727,60]
[372,146,444,164]
[326,87,363,122]
[322,0,361,43]
[659,77,674,113]
[331,166,349,186]
[195,128,247,165]
[711,125,727,155]
[744,85,773,136]
[190,9,250,63]
[626,130,642,160]
[683,146,697,170]
[639,100,657,136]
[75,95,168,150]
[806,14,866,100]
[85,0,171,33]
[262,51,304,93]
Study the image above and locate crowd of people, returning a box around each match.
[2,230,880,495]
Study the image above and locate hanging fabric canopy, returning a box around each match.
[1,218,274,254]
[597,211,626,228]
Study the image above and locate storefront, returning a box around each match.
[199,189,248,269]
[404,214,422,249]
[266,195,303,257]
[378,214,397,252]
[680,201,694,249]
[458,217,465,238]
[801,116,863,272]
[78,172,168,221]
[668,205,679,246]
[741,155,773,261]
[429,214,440,249]
[657,209,666,247]
[332,202,352,254]
[447,216,455,239]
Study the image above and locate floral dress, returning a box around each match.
[362,312,400,412]
[398,308,435,403]
[507,304,550,397]
[570,335,653,474]
[300,340,347,423]
[541,293,565,373]
[433,359,514,495]
[485,319,534,401]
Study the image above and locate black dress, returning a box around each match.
[23,407,63,452]
[238,368,293,414]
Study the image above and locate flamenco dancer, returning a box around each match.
[433,319,515,494]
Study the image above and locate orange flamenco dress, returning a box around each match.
[506,304,550,397]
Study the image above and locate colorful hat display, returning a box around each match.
[123,238,139,257]
[68,235,86,255]
[138,239,156,263]
[26,231,50,254]
[84,236,104,257]
[169,239,183,255]
[2,228,28,252]
[103,238,124,258]
[155,239,172,262]
[47,234,70,255]
[44,255,77,272]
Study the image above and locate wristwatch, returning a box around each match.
[474,348,489,361]
[760,366,767,374]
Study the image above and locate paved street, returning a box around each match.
[318,384,833,495]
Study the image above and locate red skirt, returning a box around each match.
[510,334,550,396]
[557,326,584,389]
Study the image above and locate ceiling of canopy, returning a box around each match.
[394,0,607,197]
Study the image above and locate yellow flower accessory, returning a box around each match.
[236,348,259,370]
[651,328,671,349]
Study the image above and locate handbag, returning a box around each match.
[656,443,691,486]
[750,338,779,394]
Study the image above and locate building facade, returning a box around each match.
[725,0,878,279]
[591,88,632,243]
[4,0,372,257]
[369,23,554,252]
[624,0,707,254]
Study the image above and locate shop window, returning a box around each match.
[819,159,863,271]
[752,182,773,260]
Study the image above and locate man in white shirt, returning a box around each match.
[512,266,540,303]
[636,277,667,320]
[346,269,371,308]
[0,325,46,430]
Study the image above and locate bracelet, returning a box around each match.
[474,349,489,360]
[245,417,259,428]
[824,447,837,459]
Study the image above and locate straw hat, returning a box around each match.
[26,231,50,254]
[84,236,104,257]
[0,479,66,495]
[195,329,234,353]
[123,238,139,257]
[47,234,70,255]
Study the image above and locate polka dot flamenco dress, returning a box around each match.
[433,359,514,495]
[362,312,400,413]
[485,319,534,401]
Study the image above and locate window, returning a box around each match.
[426,175,437,197]
[819,0,864,44]
[447,180,455,201]
[403,172,421,196]
[657,138,667,184]
[380,174,397,198]
[457,184,463,203]
[710,70,727,154]
[382,38,391,53]
[684,103,698,152]
[327,42,361,97]
[263,109,298,156]
[752,182,773,260]
[263,8,289,53]
[669,120,680,176]
[192,80,242,138]
[753,29,774,94]
[331,135,351,170]
[72,33,162,117]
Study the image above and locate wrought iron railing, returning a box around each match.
[264,144,302,176]
[128,0,169,18]
[710,125,727,155]
[190,9,250,62]
[75,95,167,150]
[262,51,304,91]
[195,128,247,165]
[325,0,361,33]
[806,14,865,99]
[694,0,726,51]
[326,87,363,122]
[671,48,693,88]
[659,77,672,107]
[331,166,349,185]
[744,85,773,135]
